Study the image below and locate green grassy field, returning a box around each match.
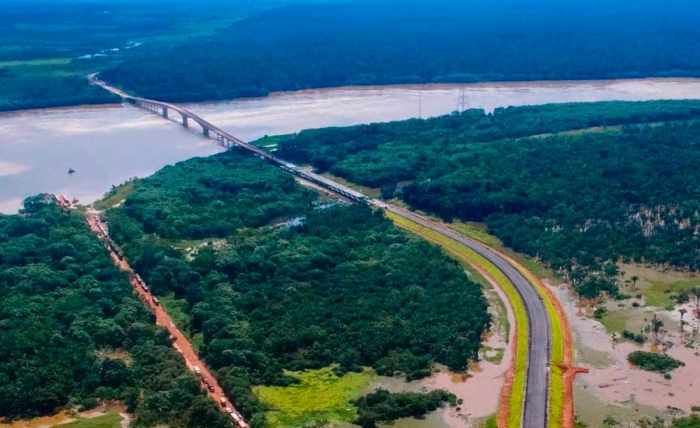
[254,366,375,428]
[251,134,293,151]
[93,181,136,211]
[618,263,700,310]
[60,412,123,428]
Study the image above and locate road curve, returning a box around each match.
[89,74,551,426]
[379,203,551,428]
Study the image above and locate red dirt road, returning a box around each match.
[87,213,246,427]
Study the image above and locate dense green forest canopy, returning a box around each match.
[106,150,490,426]
[0,0,267,111]
[0,198,230,427]
[274,100,700,298]
[102,0,700,102]
[352,389,457,428]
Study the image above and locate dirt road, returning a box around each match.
[86,213,246,428]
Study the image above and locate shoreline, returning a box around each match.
[4,76,700,117]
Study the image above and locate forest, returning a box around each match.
[105,150,490,426]
[0,0,266,112]
[0,197,230,427]
[275,100,700,298]
[101,0,700,103]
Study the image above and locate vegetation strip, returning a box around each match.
[386,212,528,428]
[465,237,579,428]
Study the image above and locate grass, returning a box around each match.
[159,293,201,353]
[96,349,133,366]
[253,366,374,428]
[386,212,528,428]
[401,212,567,427]
[509,262,565,428]
[160,293,191,330]
[60,412,123,428]
[598,310,630,334]
[482,346,506,365]
[618,262,700,310]
[92,181,136,211]
[481,415,498,428]
[0,58,73,68]
[320,172,381,199]
[645,279,700,310]
[445,220,563,284]
[250,134,293,151]
[438,217,567,425]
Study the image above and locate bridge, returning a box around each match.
[90,73,554,428]
[89,74,368,203]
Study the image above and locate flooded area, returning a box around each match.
[366,267,515,428]
[4,77,700,213]
[549,275,700,426]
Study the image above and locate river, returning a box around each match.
[2,77,700,213]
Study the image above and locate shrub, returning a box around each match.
[622,330,645,344]
[594,307,608,319]
[627,351,684,373]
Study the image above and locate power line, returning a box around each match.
[457,87,470,112]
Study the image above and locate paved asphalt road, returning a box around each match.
[382,204,551,428]
[89,76,550,426]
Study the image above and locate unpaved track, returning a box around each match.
[89,76,555,426]
[87,213,244,426]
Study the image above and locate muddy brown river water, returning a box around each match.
[2,78,700,213]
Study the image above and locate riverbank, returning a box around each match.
[5,78,700,214]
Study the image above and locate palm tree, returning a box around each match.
[651,314,664,345]
[630,275,640,290]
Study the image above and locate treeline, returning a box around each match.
[106,150,490,426]
[352,389,458,428]
[0,197,230,427]
[0,74,120,113]
[275,100,700,298]
[101,1,700,102]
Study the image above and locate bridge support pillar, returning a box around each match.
[203,128,209,137]
[182,116,189,128]
[162,107,168,119]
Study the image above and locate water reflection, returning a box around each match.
[0,106,224,213]
[3,78,700,213]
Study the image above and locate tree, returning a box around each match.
[650,314,664,345]
[630,275,640,290]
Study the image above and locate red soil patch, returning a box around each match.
[490,249,586,428]
[87,214,245,427]
[466,262,518,428]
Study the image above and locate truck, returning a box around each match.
[152,296,160,306]
[193,366,202,376]
[220,397,228,407]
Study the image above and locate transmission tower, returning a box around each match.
[457,87,470,112]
